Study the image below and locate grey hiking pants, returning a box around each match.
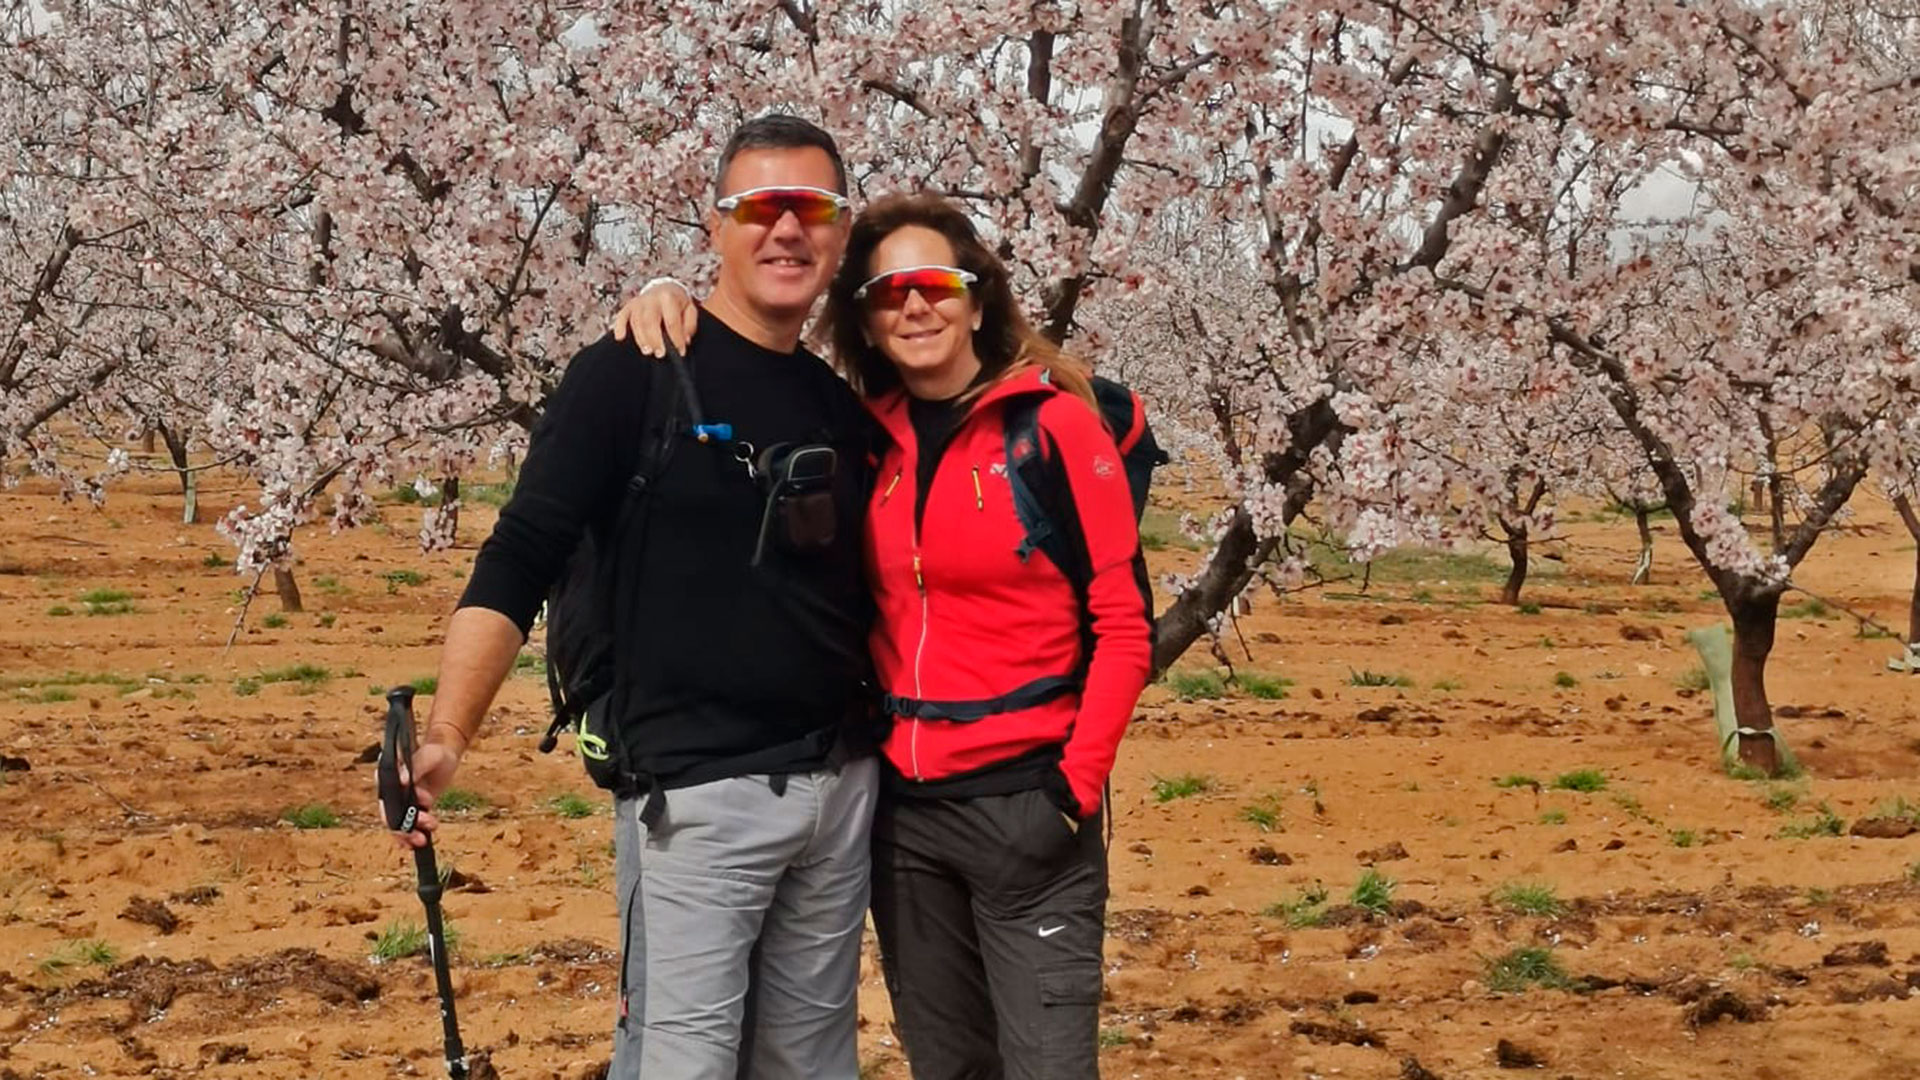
[611,756,878,1080]
[871,788,1109,1080]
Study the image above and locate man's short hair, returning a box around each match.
[714,115,847,199]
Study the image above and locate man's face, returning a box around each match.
[707,147,849,324]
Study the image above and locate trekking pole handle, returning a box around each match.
[379,686,421,834]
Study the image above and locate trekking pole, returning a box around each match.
[378,686,471,1080]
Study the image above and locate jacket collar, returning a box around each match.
[867,364,1059,447]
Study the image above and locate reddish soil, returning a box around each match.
[2,468,1918,1079]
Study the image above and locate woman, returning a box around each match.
[617,194,1151,1079]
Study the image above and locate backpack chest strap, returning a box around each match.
[881,673,1081,723]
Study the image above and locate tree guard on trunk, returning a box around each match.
[1686,625,1797,776]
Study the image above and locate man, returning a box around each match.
[394,115,876,1080]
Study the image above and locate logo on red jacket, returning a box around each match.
[1093,454,1117,479]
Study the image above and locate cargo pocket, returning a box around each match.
[1037,960,1103,1079]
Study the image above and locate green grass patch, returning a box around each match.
[314,575,347,596]
[262,612,288,629]
[1761,786,1800,813]
[1233,672,1293,700]
[371,918,460,961]
[282,803,341,829]
[1165,669,1226,701]
[249,663,332,693]
[1874,796,1920,825]
[36,938,118,975]
[1261,883,1331,927]
[317,613,336,628]
[512,652,546,678]
[1492,881,1564,917]
[45,605,72,616]
[1780,598,1831,619]
[1518,602,1543,615]
[465,480,516,508]
[1494,774,1540,789]
[233,677,262,697]
[1307,542,1512,584]
[1098,1026,1132,1050]
[1151,774,1214,802]
[548,792,598,819]
[1777,802,1845,839]
[1539,809,1568,825]
[1350,868,1396,914]
[1675,666,1711,692]
[30,687,75,703]
[435,788,488,813]
[1551,769,1608,793]
[1238,797,1283,832]
[202,552,229,568]
[407,675,438,695]
[1485,946,1576,992]
[382,569,429,593]
[1553,671,1577,688]
[1139,507,1202,552]
[1348,669,1413,688]
[1430,677,1462,691]
[1669,828,1698,848]
[78,587,134,615]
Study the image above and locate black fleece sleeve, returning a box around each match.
[457,334,649,635]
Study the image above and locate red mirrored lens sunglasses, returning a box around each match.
[852,265,980,309]
[714,186,850,227]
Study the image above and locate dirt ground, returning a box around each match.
[2,465,1918,1080]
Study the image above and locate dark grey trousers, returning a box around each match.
[870,788,1108,1080]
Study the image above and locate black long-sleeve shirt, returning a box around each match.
[461,311,874,779]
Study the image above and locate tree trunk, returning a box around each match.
[139,428,156,455]
[1630,506,1654,585]
[273,567,304,613]
[157,423,196,524]
[1500,523,1529,606]
[441,475,460,537]
[1896,495,1920,645]
[1726,584,1783,775]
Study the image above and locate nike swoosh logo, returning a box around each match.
[1038,924,1066,938]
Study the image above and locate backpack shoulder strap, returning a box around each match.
[1002,395,1092,597]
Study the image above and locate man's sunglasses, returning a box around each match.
[853,265,980,309]
[714,186,850,227]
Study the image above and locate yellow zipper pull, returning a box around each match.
[970,465,983,510]
[880,469,902,505]
[913,553,924,592]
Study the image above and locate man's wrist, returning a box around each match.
[423,720,472,757]
[642,276,690,297]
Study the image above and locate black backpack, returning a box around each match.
[1001,373,1168,618]
[537,343,713,791]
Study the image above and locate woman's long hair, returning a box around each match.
[824,193,1094,406]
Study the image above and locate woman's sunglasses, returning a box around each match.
[853,265,980,309]
[714,186,850,227]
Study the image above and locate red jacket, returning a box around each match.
[864,367,1152,817]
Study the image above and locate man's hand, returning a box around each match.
[391,739,462,850]
[611,279,698,357]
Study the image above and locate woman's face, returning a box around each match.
[859,225,982,394]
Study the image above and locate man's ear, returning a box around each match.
[704,208,721,242]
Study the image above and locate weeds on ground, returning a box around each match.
[1493,882,1565,917]
[382,569,428,594]
[1552,769,1608,793]
[1234,672,1293,700]
[1669,829,1698,848]
[317,613,337,628]
[1779,598,1831,620]
[262,613,288,629]
[1351,869,1396,914]
[435,788,487,813]
[548,792,598,819]
[1348,669,1414,688]
[1430,678,1462,691]
[314,575,346,596]
[408,675,438,695]
[1873,796,1920,825]
[1262,884,1330,928]
[1238,797,1284,832]
[371,918,460,961]
[512,652,546,678]
[36,939,117,975]
[1539,809,1568,825]
[202,552,228,569]
[1675,666,1712,692]
[1151,774,1213,802]
[1165,670,1226,701]
[1494,774,1540,789]
[1518,602,1543,615]
[1761,785,1800,813]
[233,677,262,697]
[1777,803,1845,839]
[1098,1027,1131,1050]
[1484,946,1576,992]
[282,804,341,829]
[45,605,72,616]
[79,588,134,615]
[1553,671,1578,688]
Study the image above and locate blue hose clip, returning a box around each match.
[691,422,733,444]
